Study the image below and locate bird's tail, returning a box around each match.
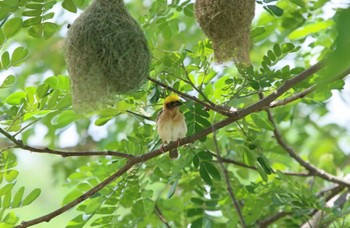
[169,149,178,159]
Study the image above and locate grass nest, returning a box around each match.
[65,0,150,111]
[195,0,255,64]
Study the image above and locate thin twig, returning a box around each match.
[154,204,171,228]
[269,85,315,108]
[0,127,134,159]
[212,154,311,177]
[180,62,214,105]
[257,211,291,228]
[0,145,18,153]
[147,76,230,115]
[212,130,246,228]
[268,66,350,109]
[126,110,152,121]
[13,119,40,137]
[263,97,350,187]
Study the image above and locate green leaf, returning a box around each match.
[256,163,268,182]
[3,17,22,39]
[36,83,50,98]
[22,10,42,17]
[4,170,19,182]
[28,22,58,39]
[5,91,26,105]
[11,47,28,66]
[183,3,194,17]
[266,5,284,17]
[56,94,72,109]
[94,117,113,126]
[47,90,60,108]
[202,162,221,181]
[290,0,305,7]
[2,212,18,225]
[191,217,203,228]
[267,50,276,62]
[191,198,204,205]
[197,151,212,161]
[251,26,266,38]
[91,216,114,226]
[0,30,5,46]
[62,0,77,13]
[22,188,41,206]
[85,197,104,215]
[52,110,77,127]
[167,179,178,199]
[3,192,11,209]
[193,155,200,168]
[26,3,43,10]
[2,51,10,69]
[23,17,42,27]
[66,214,89,228]
[281,43,295,53]
[251,113,275,131]
[273,44,281,57]
[63,189,82,205]
[187,208,203,217]
[0,183,15,197]
[12,187,25,208]
[42,22,58,39]
[257,156,273,175]
[290,67,305,74]
[1,75,16,88]
[196,115,211,128]
[289,20,332,40]
[199,163,212,185]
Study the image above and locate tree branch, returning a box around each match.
[154,204,171,228]
[211,154,311,177]
[0,127,134,159]
[16,60,328,227]
[264,101,350,187]
[268,66,350,109]
[257,211,291,228]
[212,131,246,228]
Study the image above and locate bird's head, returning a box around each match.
[163,94,183,110]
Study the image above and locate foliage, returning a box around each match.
[0,0,350,227]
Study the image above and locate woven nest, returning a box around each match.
[195,0,255,64]
[65,0,150,111]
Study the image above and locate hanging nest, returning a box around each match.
[195,0,255,64]
[65,0,150,111]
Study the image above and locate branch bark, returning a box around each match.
[212,154,311,177]
[0,127,134,159]
[212,131,246,228]
[264,100,350,187]
[258,84,350,188]
[154,204,171,228]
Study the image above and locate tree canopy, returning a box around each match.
[1,0,350,227]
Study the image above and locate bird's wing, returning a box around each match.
[156,109,163,123]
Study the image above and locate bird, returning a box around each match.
[156,94,187,159]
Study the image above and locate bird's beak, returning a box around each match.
[175,100,183,106]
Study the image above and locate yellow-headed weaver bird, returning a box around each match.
[157,94,187,159]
